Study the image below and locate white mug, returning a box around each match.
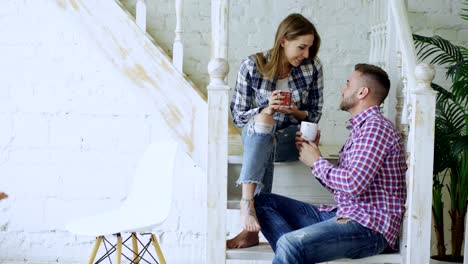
[300,121,318,141]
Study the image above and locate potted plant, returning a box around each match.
[413,1,468,262]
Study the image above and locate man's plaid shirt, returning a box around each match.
[312,106,407,249]
[230,53,324,129]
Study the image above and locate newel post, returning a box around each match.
[405,63,436,264]
[207,0,229,263]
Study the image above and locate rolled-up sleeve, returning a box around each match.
[230,58,262,127]
[312,120,389,197]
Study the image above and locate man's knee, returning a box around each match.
[275,233,302,259]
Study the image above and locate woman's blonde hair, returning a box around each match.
[255,13,321,80]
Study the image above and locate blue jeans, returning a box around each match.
[255,193,388,264]
[237,119,299,194]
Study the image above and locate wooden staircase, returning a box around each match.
[70,0,451,263]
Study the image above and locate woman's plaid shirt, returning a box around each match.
[230,53,324,129]
[312,106,407,249]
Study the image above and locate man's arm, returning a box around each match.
[312,120,391,197]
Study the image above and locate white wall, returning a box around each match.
[0,1,205,263]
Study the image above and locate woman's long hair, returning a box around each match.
[255,13,321,80]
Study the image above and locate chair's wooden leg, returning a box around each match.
[151,234,166,264]
[87,236,103,264]
[132,232,140,264]
[116,233,122,264]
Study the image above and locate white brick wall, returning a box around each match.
[0,1,205,263]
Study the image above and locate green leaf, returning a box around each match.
[413,34,464,66]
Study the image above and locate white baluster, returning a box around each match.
[207,0,229,263]
[368,0,377,64]
[369,25,376,63]
[378,24,384,67]
[136,0,146,32]
[405,63,436,264]
[173,0,184,72]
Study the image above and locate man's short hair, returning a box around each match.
[354,63,390,104]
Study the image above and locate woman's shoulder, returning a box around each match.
[239,51,268,74]
[241,51,268,65]
[238,53,257,67]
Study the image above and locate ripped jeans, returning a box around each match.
[237,118,299,194]
[255,193,388,264]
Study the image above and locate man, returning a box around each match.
[254,64,407,263]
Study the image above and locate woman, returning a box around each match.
[228,13,324,249]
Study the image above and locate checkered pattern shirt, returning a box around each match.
[230,53,324,129]
[312,106,407,249]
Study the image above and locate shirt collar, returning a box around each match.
[348,105,382,130]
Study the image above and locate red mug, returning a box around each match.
[279,91,292,107]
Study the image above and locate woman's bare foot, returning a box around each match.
[226,230,259,249]
[240,198,261,232]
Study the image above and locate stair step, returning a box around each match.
[226,243,402,263]
[228,145,341,164]
[228,157,337,210]
[227,242,273,261]
[227,197,334,210]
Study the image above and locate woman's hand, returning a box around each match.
[275,104,298,114]
[263,90,285,115]
[269,90,285,109]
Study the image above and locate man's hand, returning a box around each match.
[296,128,321,150]
[298,130,322,168]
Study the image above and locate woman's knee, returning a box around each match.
[251,113,274,134]
[254,112,274,124]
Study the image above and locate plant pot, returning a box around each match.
[430,256,464,264]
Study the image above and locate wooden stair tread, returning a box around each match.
[227,243,402,263]
[227,198,335,210]
[228,144,341,164]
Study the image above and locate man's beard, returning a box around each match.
[339,91,357,111]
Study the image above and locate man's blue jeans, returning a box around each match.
[255,193,388,264]
[237,119,298,194]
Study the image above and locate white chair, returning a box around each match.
[66,140,179,264]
